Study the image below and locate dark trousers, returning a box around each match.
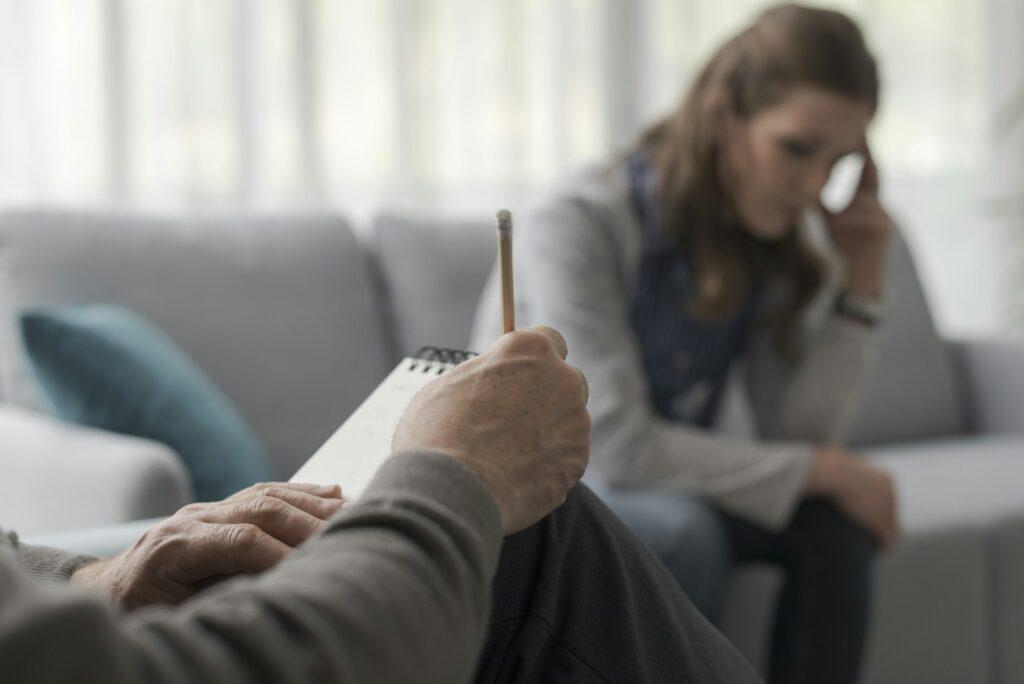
[720,498,875,684]
[475,484,762,684]
[596,489,875,684]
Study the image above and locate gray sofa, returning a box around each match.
[1,210,1022,683]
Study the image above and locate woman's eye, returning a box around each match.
[780,139,814,158]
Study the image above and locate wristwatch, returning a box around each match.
[834,290,888,327]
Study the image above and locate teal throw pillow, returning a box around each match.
[19,305,272,502]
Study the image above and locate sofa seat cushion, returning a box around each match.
[867,434,1024,534]
[20,305,271,502]
[722,527,993,684]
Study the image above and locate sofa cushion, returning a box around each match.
[855,435,1024,683]
[0,405,189,535]
[20,305,272,502]
[846,230,966,445]
[722,529,992,684]
[374,213,496,358]
[0,210,393,478]
[994,517,1024,684]
[866,434,1024,533]
[725,433,1024,683]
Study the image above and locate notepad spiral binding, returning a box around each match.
[408,346,478,374]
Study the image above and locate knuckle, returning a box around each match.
[573,453,587,479]
[559,461,578,488]
[234,482,269,498]
[507,329,551,357]
[141,520,190,556]
[572,454,588,481]
[560,363,584,391]
[318,496,342,516]
[247,495,287,521]
[260,485,292,498]
[226,523,261,549]
[538,326,568,355]
[152,518,188,539]
[546,480,564,507]
[178,503,207,518]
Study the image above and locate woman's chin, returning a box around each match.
[744,217,793,242]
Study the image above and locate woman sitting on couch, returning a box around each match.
[472,5,899,683]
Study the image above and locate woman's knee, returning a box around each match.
[605,492,732,619]
[663,496,732,561]
[791,498,876,569]
[596,489,729,559]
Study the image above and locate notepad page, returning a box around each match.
[290,357,452,499]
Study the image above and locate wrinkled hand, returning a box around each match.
[71,482,343,609]
[393,325,591,535]
[808,445,900,548]
[822,142,894,298]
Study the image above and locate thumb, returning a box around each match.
[526,325,569,360]
[497,325,568,360]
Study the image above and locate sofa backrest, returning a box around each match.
[373,213,496,359]
[0,210,393,478]
[845,230,967,445]
[0,208,968,483]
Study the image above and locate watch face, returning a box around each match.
[837,291,886,325]
[821,153,865,213]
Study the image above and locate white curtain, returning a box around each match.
[0,0,1020,334]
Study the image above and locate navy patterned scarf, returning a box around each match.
[627,154,763,428]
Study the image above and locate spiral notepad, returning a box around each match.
[290,347,477,500]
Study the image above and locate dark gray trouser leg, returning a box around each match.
[475,484,762,684]
[721,498,875,684]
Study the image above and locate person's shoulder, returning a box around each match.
[532,160,630,215]
[524,160,637,246]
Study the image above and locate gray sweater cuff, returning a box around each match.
[4,531,98,584]
[756,445,816,530]
[356,449,503,561]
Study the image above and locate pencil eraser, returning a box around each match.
[496,209,513,234]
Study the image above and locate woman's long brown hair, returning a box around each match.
[636,4,878,351]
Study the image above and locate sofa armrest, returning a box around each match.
[20,516,168,558]
[950,338,1024,434]
[0,405,192,535]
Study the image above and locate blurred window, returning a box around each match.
[0,0,1019,334]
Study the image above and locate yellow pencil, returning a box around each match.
[496,209,515,334]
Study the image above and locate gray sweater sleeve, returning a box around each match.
[745,312,881,444]
[0,449,502,684]
[743,210,884,445]
[4,531,97,583]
